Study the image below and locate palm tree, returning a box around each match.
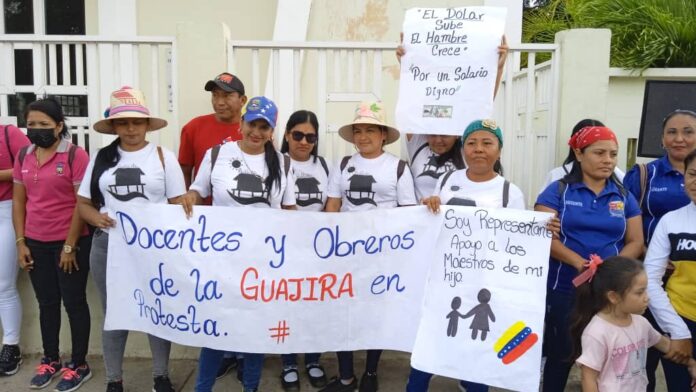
[523,0,696,70]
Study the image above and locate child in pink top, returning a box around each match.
[11,98,93,392]
[570,255,696,391]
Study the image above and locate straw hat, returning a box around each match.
[337,101,400,145]
[93,86,167,134]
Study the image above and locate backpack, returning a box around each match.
[636,163,649,208]
[438,170,510,208]
[18,143,78,172]
[339,155,407,180]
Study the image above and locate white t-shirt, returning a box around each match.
[576,314,662,392]
[289,155,331,212]
[407,134,460,201]
[191,141,295,208]
[78,143,186,213]
[541,163,625,193]
[434,169,526,209]
[327,152,417,212]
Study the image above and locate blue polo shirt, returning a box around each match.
[536,179,641,294]
[623,155,689,244]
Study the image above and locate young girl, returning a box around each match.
[570,255,696,391]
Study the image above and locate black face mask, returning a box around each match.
[27,128,58,148]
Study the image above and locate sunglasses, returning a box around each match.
[290,130,317,144]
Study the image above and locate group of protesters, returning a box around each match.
[0,40,695,392]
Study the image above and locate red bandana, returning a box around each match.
[568,126,617,150]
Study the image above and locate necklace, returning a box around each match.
[33,149,41,182]
[237,142,267,180]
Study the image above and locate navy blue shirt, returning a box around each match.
[623,155,689,244]
[536,180,641,294]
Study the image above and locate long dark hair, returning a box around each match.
[562,119,605,171]
[435,138,466,170]
[90,138,122,208]
[25,98,70,139]
[569,256,644,361]
[280,110,319,163]
[264,140,281,194]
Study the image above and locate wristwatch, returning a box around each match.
[63,244,75,254]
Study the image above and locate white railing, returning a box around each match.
[229,40,559,205]
[497,44,560,204]
[0,34,177,154]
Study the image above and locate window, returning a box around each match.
[3,0,33,34]
[45,0,85,35]
[8,93,37,127]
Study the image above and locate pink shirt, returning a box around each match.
[13,140,89,241]
[577,314,662,392]
[0,125,30,201]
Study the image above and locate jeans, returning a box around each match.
[406,367,488,391]
[26,235,91,364]
[0,201,21,345]
[281,353,321,368]
[336,350,382,380]
[542,289,575,392]
[90,230,171,382]
[195,347,264,391]
[662,315,696,392]
[643,308,664,391]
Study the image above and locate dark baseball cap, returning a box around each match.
[204,72,245,95]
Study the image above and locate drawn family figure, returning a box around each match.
[462,288,496,341]
[446,296,464,337]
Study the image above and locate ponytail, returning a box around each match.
[264,140,281,195]
[90,137,121,208]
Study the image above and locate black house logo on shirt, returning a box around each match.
[227,173,270,205]
[345,173,377,206]
[107,167,148,201]
[295,177,323,207]
[419,154,454,179]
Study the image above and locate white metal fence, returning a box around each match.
[0,34,177,153]
[229,40,559,204]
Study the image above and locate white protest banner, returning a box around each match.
[395,7,507,136]
[411,206,552,392]
[105,204,442,353]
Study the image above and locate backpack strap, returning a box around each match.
[638,163,648,207]
[397,159,407,180]
[340,156,351,172]
[439,170,455,191]
[283,154,291,175]
[210,144,221,171]
[18,145,29,167]
[557,179,567,196]
[318,156,329,176]
[67,144,78,173]
[156,146,165,170]
[502,180,510,208]
[411,142,429,162]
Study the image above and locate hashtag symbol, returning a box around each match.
[269,320,290,344]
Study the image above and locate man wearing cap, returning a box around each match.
[178,72,247,189]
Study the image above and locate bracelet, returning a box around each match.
[15,237,25,244]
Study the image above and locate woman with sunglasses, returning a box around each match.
[278,110,329,390]
[623,109,696,390]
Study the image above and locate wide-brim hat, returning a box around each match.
[93,86,168,134]
[337,101,400,145]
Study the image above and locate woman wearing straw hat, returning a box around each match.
[12,98,92,391]
[321,101,417,392]
[76,86,185,392]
